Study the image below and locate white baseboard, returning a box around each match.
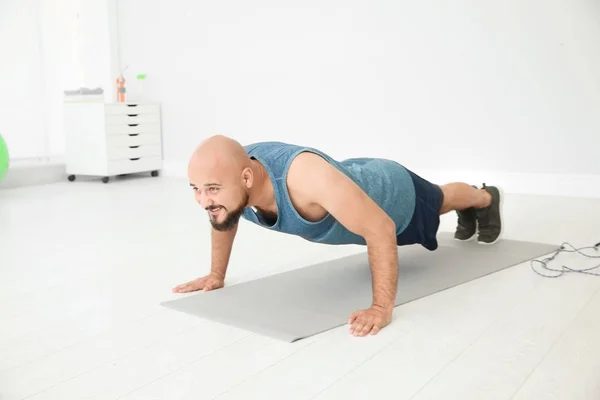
[163,158,600,198]
[0,156,67,190]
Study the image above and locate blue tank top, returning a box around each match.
[241,141,416,245]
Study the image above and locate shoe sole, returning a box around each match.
[478,185,504,245]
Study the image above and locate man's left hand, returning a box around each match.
[348,305,393,336]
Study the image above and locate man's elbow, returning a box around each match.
[363,214,396,243]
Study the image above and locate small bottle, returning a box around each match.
[116,74,126,103]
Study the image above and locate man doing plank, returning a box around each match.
[173,135,503,337]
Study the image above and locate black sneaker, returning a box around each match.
[475,183,503,244]
[454,185,478,241]
[454,207,477,241]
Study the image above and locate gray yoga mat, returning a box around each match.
[160,232,557,342]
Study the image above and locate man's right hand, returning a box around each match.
[172,273,224,293]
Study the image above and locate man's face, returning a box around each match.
[189,170,250,231]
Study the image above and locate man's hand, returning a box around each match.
[348,305,393,336]
[172,273,224,293]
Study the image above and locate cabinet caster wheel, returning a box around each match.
[102,177,109,184]
[151,170,159,177]
[68,175,76,182]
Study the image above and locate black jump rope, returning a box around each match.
[531,240,600,278]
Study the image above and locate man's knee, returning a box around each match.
[439,184,453,214]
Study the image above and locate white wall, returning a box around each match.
[37,0,86,157]
[0,0,48,159]
[0,0,84,160]
[76,0,121,103]
[117,1,600,182]
[0,0,119,161]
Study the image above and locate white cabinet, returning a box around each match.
[64,102,163,183]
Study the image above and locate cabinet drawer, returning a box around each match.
[104,104,159,115]
[107,133,161,147]
[107,156,162,175]
[107,144,162,160]
[105,123,161,136]
[106,114,160,125]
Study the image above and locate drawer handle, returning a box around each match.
[130,157,140,161]
[127,104,138,107]
[128,133,139,137]
[128,124,138,127]
[129,146,139,149]
[127,114,139,117]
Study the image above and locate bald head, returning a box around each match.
[188,135,254,231]
[189,134,251,175]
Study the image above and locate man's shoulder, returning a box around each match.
[287,151,336,193]
[243,141,291,152]
[289,150,327,167]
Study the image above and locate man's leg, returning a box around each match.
[439,183,491,213]
[439,182,503,244]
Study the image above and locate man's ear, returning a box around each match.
[241,167,253,188]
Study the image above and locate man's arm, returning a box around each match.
[288,152,398,334]
[209,223,238,280]
[172,222,238,293]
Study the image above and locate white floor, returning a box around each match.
[1,174,600,400]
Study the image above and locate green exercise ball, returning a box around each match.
[0,134,9,182]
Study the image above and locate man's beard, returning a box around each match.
[208,192,249,231]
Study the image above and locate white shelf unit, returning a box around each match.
[64,102,163,183]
